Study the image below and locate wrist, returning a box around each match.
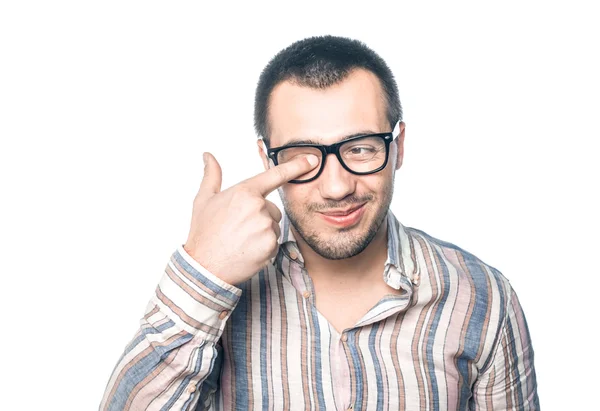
[181,244,235,286]
[177,245,242,292]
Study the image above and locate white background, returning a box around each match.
[1,1,598,409]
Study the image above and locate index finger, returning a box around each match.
[245,154,320,197]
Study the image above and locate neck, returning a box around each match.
[292,217,389,286]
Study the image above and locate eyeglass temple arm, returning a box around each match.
[259,139,277,168]
[392,121,401,139]
[260,138,269,155]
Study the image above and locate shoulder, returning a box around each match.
[405,225,510,291]
[402,226,516,366]
[402,225,513,324]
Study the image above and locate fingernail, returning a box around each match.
[306,155,319,167]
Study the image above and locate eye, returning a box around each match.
[349,146,375,155]
[344,145,378,159]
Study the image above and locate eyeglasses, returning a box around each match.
[262,122,401,184]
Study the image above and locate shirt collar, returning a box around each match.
[276,209,418,290]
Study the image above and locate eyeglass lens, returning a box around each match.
[277,136,387,182]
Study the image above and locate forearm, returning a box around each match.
[100,246,241,411]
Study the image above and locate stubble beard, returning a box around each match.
[280,180,394,260]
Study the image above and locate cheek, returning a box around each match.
[280,185,314,205]
[359,174,391,196]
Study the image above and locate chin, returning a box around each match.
[290,208,385,260]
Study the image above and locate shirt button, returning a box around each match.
[341,333,348,342]
[187,384,196,393]
[302,291,311,299]
[219,310,229,320]
[289,250,298,260]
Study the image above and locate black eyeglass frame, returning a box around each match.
[264,131,397,184]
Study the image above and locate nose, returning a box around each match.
[317,153,356,201]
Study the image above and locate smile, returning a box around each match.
[318,203,367,228]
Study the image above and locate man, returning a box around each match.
[101,35,539,410]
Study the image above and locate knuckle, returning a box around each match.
[273,165,288,183]
[260,216,274,232]
[232,186,249,198]
[259,222,277,241]
[232,187,254,204]
[258,234,279,265]
[234,185,259,200]
[267,201,282,219]
[267,232,279,250]
[248,196,264,211]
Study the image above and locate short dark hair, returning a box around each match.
[254,35,402,144]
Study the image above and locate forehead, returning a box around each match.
[267,68,389,147]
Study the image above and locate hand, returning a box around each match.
[183,152,319,285]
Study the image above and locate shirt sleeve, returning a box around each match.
[471,285,540,410]
[100,245,242,411]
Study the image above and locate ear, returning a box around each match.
[394,122,406,170]
[256,139,270,172]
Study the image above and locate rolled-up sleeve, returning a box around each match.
[472,286,540,410]
[100,245,242,411]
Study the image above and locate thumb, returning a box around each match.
[198,152,222,198]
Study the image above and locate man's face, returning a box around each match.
[258,68,405,260]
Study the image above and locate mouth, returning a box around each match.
[318,203,367,228]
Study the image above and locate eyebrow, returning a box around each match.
[279,130,380,148]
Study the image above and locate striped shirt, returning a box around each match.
[101,210,539,410]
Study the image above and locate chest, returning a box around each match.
[309,270,406,333]
[311,287,396,333]
[217,295,481,411]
